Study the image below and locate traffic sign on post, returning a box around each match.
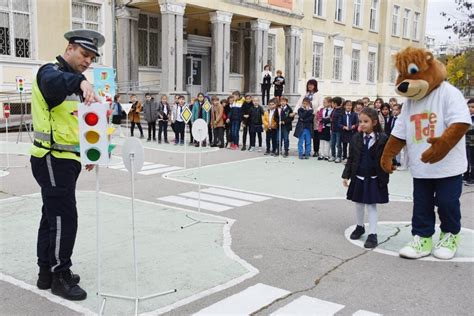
[78,103,109,165]
[181,106,192,123]
[16,77,25,93]
[3,104,10,119]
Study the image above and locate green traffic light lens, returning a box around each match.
[86,148,101,161]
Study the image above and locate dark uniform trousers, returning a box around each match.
[31,154,81,272]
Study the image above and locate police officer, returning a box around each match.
[30,29,105,301]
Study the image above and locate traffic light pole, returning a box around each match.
[16,92,32,144]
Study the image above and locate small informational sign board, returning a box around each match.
[93,67,115,105]
[3,104,10,119]
[203,100,211,112]
[192,119,208,142]
[122,103,133,115]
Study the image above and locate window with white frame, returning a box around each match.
[230,29,240,73]
[413,12,420,40]
[333,46,343,80]
[312,42,323,79]
[335,0,344,22]
[314,0,324,17]
[392,5,400,36]
[72,1,101,31]
[267,33,276,68]
[403,9,410,38]
[367,51,376,83]
[369,0,378,31]
[353,0,362,27]
[138,13,161,67]
[351,49,360,81]
[72,1,102,62]
[0,0,31,58]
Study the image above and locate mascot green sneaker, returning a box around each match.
[432,232,460,260]
[399,235,432,259]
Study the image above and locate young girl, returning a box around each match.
[317,96,333,160]
[157,95,171,143]
[272,70,285,102]
[261,65,272,106]
[294,98,313,159]
[379,103,391,133]
[342,107,390,249]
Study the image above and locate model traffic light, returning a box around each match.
[78,103,109,165]
[16,77,25,93]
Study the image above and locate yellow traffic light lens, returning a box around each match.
[86,148,101,161]
[85,130,100,144]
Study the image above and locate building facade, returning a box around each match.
[0,0,428,105]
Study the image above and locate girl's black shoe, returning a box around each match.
[350,225,365,240]
[364,234,378,249]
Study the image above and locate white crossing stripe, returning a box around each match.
[201,187,270,202]
[158,196,232,212]
[271,295,345,316]
[353,310,382,316]
[108,161,153,170]
[140,163,168,170]
[139,166,182,175]
[179,192,251,207]
[194,283,290,315]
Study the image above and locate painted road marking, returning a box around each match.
[353,310,382,316]
[271,295,345,315]
[157,196,232,212]
[194,283,290,315]
[179,192,252,207]
[201,187,270,202]
[139,166,183,175]
[108,161,182,176]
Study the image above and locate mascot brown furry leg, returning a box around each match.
[380,47,470,260]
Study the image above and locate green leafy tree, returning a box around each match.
[446,49,474,95]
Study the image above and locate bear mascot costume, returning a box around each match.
[380,47,471,260]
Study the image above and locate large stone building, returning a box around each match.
[0,0,428,105]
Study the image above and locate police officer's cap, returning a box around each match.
[64,29,105,56]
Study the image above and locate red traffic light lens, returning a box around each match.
[84,112,99,126]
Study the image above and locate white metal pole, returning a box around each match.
[95,165,101,313]
[6,118,9,169]
[130,153,139,305]
[184,123,187,169]
[198,136,202,213]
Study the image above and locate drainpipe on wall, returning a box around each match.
[111,0,117,71]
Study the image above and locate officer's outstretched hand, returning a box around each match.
[80,80,101,105]
[85,164,95,171]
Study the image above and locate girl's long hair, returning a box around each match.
[306,79,319,93]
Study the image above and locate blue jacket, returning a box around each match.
[330,107,344,132]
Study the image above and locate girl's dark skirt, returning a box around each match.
[347,176,388,204]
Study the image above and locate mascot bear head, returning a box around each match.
[394,47,447,101]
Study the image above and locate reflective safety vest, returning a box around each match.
[30,71,81,162]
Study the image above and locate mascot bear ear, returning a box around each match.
[426,51,434,64]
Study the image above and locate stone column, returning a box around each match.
[249,19,271,96]
[209,11,233,97]
[116,6,140,92]
[159,1,185,96]
[284,26,302,105]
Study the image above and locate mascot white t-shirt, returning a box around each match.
[391,81,471,179]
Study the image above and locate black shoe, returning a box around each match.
[317,156,324,160]
[312,153,318,157]
[283,152,288,157]
[364,234,378,249]
[37,267,80,290]
[51,270,86,301]
[350,225,365,240]
[264,151,270,155]
[241,146,246,151]
[146,138,151,142]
